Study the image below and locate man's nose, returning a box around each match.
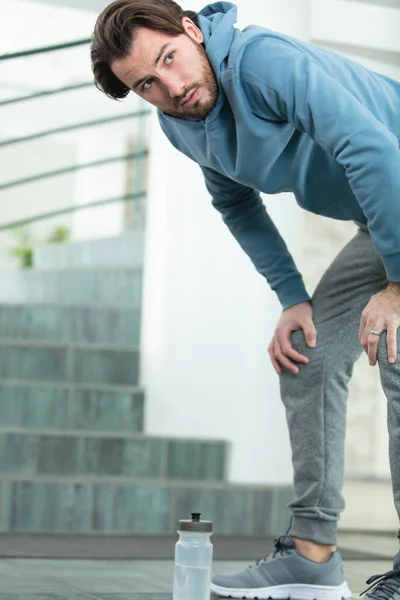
[163,73,185,98]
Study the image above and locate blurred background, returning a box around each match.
[0,0,398,558]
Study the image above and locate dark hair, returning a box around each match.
[91,0,199,99]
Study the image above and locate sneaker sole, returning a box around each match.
[210,581,352,600]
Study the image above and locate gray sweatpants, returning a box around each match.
[280,227,400,545]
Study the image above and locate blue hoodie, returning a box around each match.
[158,2,400,309]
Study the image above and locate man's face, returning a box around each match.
[111,18,218,119]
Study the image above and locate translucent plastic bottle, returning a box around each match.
[173,512,213,600]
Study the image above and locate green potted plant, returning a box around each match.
[8,224,71,270]
[46,225,70,244]
[9,226,35,269]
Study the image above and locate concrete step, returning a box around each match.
[0,382,144,433]
[0,304,141,346]
[34,231,145,270]
[0,268,142,306]
[0,341,139,386]
[0,475,293,536]
[0,429,227,483]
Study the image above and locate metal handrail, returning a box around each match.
[0,192,146,232]
[0,39,91,61]
[0,111,150,148]
[0,151,149,193]
[0,82,93,107]
[0,39,149,235]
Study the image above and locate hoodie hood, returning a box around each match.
[197,2,238,74]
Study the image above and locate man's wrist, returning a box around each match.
[387,281,400,296]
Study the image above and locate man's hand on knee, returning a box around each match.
[268,301,317,375]
[359,282,400,366]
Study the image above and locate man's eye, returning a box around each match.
[165,52,174,65]
[142,79,153,91]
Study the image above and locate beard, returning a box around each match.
[163,42,218,120]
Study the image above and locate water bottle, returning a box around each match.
[173,512,213,600]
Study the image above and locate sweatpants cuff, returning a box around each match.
[289,516,338,545]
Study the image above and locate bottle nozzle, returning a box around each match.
[191,512,201,522]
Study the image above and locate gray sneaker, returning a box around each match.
[211,535,352,600]
[362,551,400,600]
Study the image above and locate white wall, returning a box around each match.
[311,0,400,54]
[23,0,111,11]
[141,0,310,486]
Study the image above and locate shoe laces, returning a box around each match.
[360,568,400,599]
[252,535,295,568]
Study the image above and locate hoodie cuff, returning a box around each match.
[382,252,400,283]
[274,274,311,310]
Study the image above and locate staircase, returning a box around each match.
[0,230,292,548]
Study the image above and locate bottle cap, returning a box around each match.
[178,512,213,533]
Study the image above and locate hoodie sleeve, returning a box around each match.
[240,37,400,284]
[201,165,310,309]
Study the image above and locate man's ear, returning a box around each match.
[182,16,204,44]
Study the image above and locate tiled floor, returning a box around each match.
[0,533,397,599]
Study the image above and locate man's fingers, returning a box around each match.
[268,339,282,375]
[387,325,398,364]
[367,333,380,366]
[274,339,299,375]
[367,320,386,366]
[360,318,373,351]
[359,290,400,366]
[304,323,317,349]
[279,339,309,364]
[279,325,314,363]
[269,303,317,376]
[359,312,367,342]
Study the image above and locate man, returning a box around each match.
[91,0,400,598]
